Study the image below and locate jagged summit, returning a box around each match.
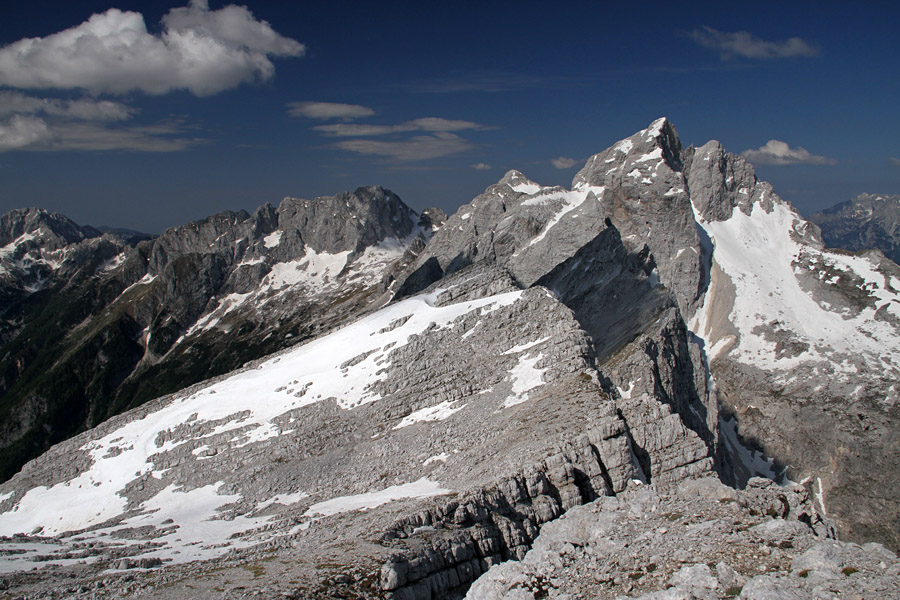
[497,169,543,195]
[0,206,100,249]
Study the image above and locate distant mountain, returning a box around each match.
[94,225,155,245]
[808,193,900,263]
[0,120,898,598]
[0,188,428,482]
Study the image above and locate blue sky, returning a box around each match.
[0,0,898,232]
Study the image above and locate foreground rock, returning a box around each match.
[468,477,898,600]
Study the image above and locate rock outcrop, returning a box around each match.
[468,477,899,600]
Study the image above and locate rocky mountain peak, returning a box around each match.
[0,206,100,251]
[418,207,448,236]
[497,169,542,195]
[277,185,417,255]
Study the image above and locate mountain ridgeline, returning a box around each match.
[0,188,432,482]
[0,119,898,599]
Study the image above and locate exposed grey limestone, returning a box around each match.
[0,246,717,599]
[467,477,898,600]
[603,308,719,489]
[572,118,704,316]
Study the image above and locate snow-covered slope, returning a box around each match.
[0,290,525,569]
[0,261,660,597]
[692,197,900,376]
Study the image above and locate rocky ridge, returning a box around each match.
[0,187,425,482]
[467,477,898,600]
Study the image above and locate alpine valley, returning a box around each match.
[0,119,898,599]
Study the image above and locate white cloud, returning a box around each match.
[889,157,900,167]
[471,163,492,170]
[741,140,836,166]
[0,115,53,151]
[286,102,375,121]
[0,115,205,152]
[0,91,134,121]
[551,156,579,169]
[313,117,483,137]
[334,132,473,161]
[689,26,820,60]
[0,1,304,96]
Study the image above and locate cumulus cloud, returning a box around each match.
[334,132,473,161]
[0,115,54,151]
[471,163,492,170]
[287,102,375,121]
[313,117,483,137]
[0,0,304,96]
[551,156,579,169]
[0,91,134,121]
[741,140,836,166]
[689,26,820,60]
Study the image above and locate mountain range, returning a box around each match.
[808,193,900,264]
[0,119,897,599]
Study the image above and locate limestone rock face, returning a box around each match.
[467,478,899,600]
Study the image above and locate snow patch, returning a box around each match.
[698,200,900,372]
[527,190,595,248]
[510,181,542,195]
[0,290,524,540]
[263,230,282,248]
[303,478,452,517]
[503,352,547,407]
[614,139,633,154]
[394,400,466,429]
[635,148,662,163]
[423,453,449,466]
[502,336,550,355]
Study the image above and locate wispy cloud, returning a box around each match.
[286,102,375,121]
[689,26,820,60]
[0,116,206,152]
[313,118,483,137]
[551,156,579,169]
[471,163,492,170]
[334,132,473,161]
[889,157,900,167]
[0,0,304,96]
[741,140,836,166]
[0,91,135,121]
